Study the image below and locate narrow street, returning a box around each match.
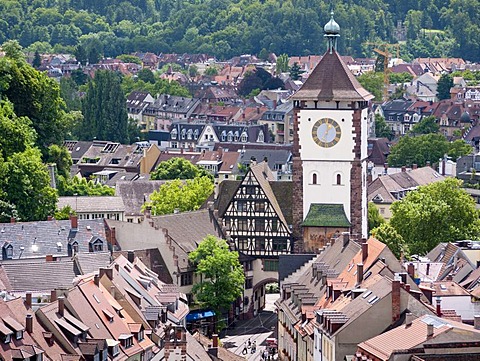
[220,294,279,360]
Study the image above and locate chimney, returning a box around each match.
[362,242,368,263]
[426,263,430,275]
[218,147,223,160]
[412,164,418,169]
[212,334,218,348]
[342,232,350,247]
[47,216,53,221]
[46,254,54,262]
[70,214,78,229]
[26,314,33,333]
[436,296,442,316]
[357,263,364,284]
[401,166,406,172]
[474,315,480,330]
[427,323,434,337]
[10,217,15,224]
[25,293,32,309]
[99,267,113,280]
[384,163,388,174]
[426,161,431,167]
[127,250,135,263]
[392,280,401,322]
[58,296,65,316]
[405,312,414,327]
[407,263,415,278]
[145,206,152,219]
[94,273,99,287]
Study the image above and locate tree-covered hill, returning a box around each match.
[1,0,479,61]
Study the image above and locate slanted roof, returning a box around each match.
[292,49,373,102]
[302,204,350,227]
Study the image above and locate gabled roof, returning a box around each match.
[357,314,480,360]
[302,204,350,227]
[292,49,373,102]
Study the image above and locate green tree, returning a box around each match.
[32,50,41,68]
[375,114,394,140]
[276,53,289,74]
[436,73,453,100]
[137,68,155,83]
[371,223,407,259]
[46,145,73,179]
[188,235,244,329]
[54,205,75,220]
[0,42,67,152]
[289,62,304,81]
[0,101,36,159]
[390,178,480,255]
[117,54,142,64]
[0,147,57,221]
[81,70,129,143]
[387,133,449,167]
[448,139,473,161]
[145,176,214,215]
[368,202,385,234]
[204,66,219,76]
[58,177,115,196]
[151,157,213,180]
[188,64,199,78]
[0,199,18,223]
[410,115,439,134]
[357,72,384,101]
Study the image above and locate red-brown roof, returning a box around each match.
[293,49,373,102]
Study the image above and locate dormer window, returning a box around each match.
[2,243,13,260]
[181,129,186,140]
[187,129,193,140]
[119,334,133,349]
[170,128,177,140]
[241,131,248,143]
[257,130,265,142]
[227,131,233,142]
[221,130,227,142]
[193,129,199,140]
[234,131,239,141]
[89,237,104,252]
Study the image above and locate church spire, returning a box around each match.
[324,11,340,54]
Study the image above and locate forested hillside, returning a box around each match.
[1,0,479,61]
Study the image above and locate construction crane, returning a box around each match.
[363,42,401,100]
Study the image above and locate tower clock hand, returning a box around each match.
[321,123,333,141]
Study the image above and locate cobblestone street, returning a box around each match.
[220,294,279,360]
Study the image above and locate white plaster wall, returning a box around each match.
[439,295,480,321]
[360,108,369,161]
[298,109,355,161]
[302,160,352,219]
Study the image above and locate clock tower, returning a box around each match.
[292,13,374,252]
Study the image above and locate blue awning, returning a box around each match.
[186,310,215,322]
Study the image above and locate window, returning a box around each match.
[245,186,255,195]
[181,129,186,139]
[237,219,248,231]
[245,277,253,289]
[194,129,199,140]
[255,220,265,232]
[255,202,265,212]
[221,130,226,141]
[257,130,265,142]
[181,272,193,286]
[312,173,318,184]
[272,239,287,251]
[241,132,248,142]
[170,129,177,140]
[336,174,341,185]
[244,261,253,271]
[237,201,247,212]
[187,129,193,140]
[171,141,178,148]
[263,259,279,272]
[271,219,279,232]
[237,238,249,250]
[15,330,23,340]
[234,131,239,141]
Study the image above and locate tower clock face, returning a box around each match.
[311,118,341,148]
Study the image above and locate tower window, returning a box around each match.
[336,174,342,185]
[312,173,318,185]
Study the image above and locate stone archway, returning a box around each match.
[245,277,278,318]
